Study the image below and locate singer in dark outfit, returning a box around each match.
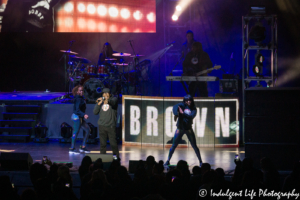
[93,88,120,158]
[182,41,213,97]
[164,95,203,166]
[69,85,90,154]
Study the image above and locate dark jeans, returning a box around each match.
[189,82,208,97]
[99,125,119,157]
[71,119,90,149]
[167,129,202,163]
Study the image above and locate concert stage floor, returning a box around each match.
[0,141,244,173]
[0,91,66,104]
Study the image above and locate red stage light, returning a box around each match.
[120,8,130,19]
[77,3,85,13]
[87,4,96,14]
[98,22,107,32]
[87,19,96,31]
[133,10,143,20]
[121,27,128,32]
[65,17,74,27]
[109,7,118,17]
[77,18,86,29]
[64,2,74,13]
[147,12,155,23]
[97,5,107,16]
[55,0,156,32]
[109,24,118,32]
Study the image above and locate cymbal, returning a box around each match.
[69,56,91,64]
[130,54,144,57]
[114,63,128,66]
[105,58,117,61]
[60,50,78,54]
[112,52,131,57]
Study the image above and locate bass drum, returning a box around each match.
[83,78,105,102]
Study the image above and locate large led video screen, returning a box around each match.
[122,96,239,147]
[0,0,156,32]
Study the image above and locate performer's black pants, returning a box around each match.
[71,119,90,149]
[189,82,208,97]
[167,129,202,163]
[99,125,119,158]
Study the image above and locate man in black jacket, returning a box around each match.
[182,42,213,97]
[164,95,203,166]
[93,88,119,158]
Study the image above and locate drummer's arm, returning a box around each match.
[98,53,104,65]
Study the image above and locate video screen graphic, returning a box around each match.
[0,0,156,32]
[122,96,239,147]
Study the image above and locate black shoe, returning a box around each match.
[164,160,170,166]
[79,146,90,153]
[69,148,79,154]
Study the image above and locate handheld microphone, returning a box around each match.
[69,40,75,43]
[127,40,133,42]
[96,97,105,103]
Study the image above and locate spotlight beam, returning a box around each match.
[172,0,192,20]
[144,46,173,63]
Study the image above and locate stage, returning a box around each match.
[0,91,242,173]
[0,140,245,173]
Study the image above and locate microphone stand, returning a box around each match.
[59,41,74,98]
[128,41,139,95]
[156,45,173,96]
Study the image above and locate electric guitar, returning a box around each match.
[196,65,221,76]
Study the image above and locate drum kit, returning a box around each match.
[61,50,151,101]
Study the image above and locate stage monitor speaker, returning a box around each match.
[0,152,33,170]
[245,143,300,171]
[128,160,146,174]
[245,88,300,116]
[85,153,114,170]
[245,116,300,143]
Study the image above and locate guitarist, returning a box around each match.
[182,42,212,97]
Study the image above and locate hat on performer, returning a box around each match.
[102,88,110,94]
[183,94,193,101]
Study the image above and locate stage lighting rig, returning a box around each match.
[252,51,264,76]
[176,5,182,11]
[59,122,72,143]
[34,122,49,143]
[172,15,178,21]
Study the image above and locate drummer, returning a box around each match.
[97,42,121,65]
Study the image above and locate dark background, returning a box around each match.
[0,0,300,96]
